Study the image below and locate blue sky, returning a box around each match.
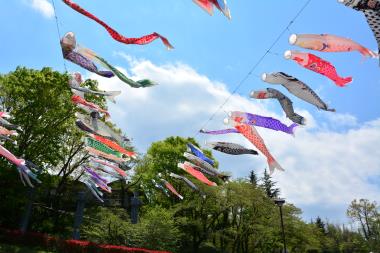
[2,0,380,224]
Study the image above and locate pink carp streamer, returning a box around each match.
[178,163,217,186]
[0,112,11,119]
[161,179,184,200]
[225,117,284,175]
[0,144,41,187]
[285,50,353,87]
[62,0,173,50]
[289,34,377,58]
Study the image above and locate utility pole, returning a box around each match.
[274,198,287,253]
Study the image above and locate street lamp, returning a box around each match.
[274,198,287,253]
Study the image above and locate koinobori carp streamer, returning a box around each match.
[338,0,380,64]
[62,0,173,49]
[250,88,306,125]
[193,0,231,19]
[284,50,353,87]
[289,33,377,58]
[206,141,259,156]
[69,73,121,103]
[225,117,284,175]
[61,32,114,78]
[262,72,335,112]
[229,111,299,135]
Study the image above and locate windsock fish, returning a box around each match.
[84,137,123,158]
[187,143,214,166]
[85,147,129,164]
[206,141,259,155]
[88,161,122,179]
[193,0,231,19]
[183,152,229,180]
[199,128,239,135]
[225,117,284,174]
[161,178,183,200]
[78,49,157,88]
[152,179,170,197]
[61,32,114,78]
[90,158,127,177]
[229,111,299,135]
[250,88,306,125]
[178,162,217,186]
[82,176,104,202]
[284,50,352,87]
[0,144,41,187]
[289,34,377,58]
[0,112,11,119]
[0,126,18,136]
[338,0,380,64]
[88,134,136,158]
[72,95,110,117]
[84,166,108,185]
[262,72,335,112]
[0,134,17,145]
[76,113,124,144]
[76,119,109,139]
[184,161,218,178]
[169,172,200,192]
[84,167,111,193]
[69,73,121,103]
[0,117,21,131]
[62,0,173,49]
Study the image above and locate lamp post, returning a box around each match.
[274,198,287,253]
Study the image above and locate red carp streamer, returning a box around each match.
[62,0,174,49]
[285,50,352,87]
[178,163,217,186]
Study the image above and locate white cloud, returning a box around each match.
[26,0,54,19]
[87,55,380,222]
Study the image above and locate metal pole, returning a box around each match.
[279,205,287,253]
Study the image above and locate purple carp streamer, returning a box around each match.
[339,0,380,63]
[250,88,306,125]
[84,166,111,193]
[229,111,298,136]
[262,72,335,112]
[61,32,114,78]
[289,33,377,58]
[206,141,259,156]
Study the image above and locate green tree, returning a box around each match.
[260,168,280,199]
[347,199,380,251]
[248,170,258,187]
